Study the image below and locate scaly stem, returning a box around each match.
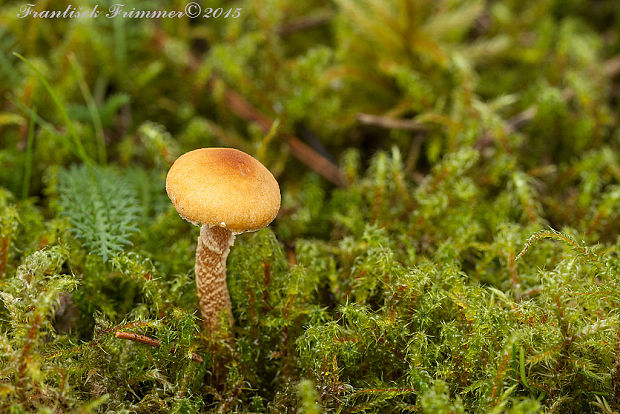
[195,225,235,332]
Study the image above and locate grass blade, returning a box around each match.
[13,52,92,165]
[21,106,35,199]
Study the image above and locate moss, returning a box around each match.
[1,0,619,412]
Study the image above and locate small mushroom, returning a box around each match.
[166,148,281,332]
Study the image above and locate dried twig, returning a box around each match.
[604,55,620,77]
[357,57,620,153]
[277,11,333,36]
[221,87,347,187]
[115,331,203,363]
[204,120,252,153]
[404,134,426,173]
[357,113,427,131]
[476,55,620,149]
[151,28,346,187]
[356,56,619,152]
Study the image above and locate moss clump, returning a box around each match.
[1,0,620,412]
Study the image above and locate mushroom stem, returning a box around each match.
[195,225,235,331]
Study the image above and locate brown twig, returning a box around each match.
[277,11,333,37]
[45,321,156,361]
[604,55,620,77]
[152,28,346,187]
[114,331,203,363]
[357,113,427,131]
[476,55,620,149]
[357,56,620,154]
[404,134,426,173]
[204,120,252,153]
[476,57,619,150]
[220,86,347,187]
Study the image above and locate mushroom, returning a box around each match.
[166,148,280,332]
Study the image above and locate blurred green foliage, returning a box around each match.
[1,0,619,412]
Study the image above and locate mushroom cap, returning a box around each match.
[166,148,281,233]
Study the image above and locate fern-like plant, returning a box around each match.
[57,165,139,261]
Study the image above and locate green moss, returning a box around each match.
[1,0,619,411]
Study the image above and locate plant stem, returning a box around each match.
[68,53,107,165]
[114,331,203,362]
[22,106,35,199]
[13,52,92,165]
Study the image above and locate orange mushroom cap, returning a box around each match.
[166,148,281,233]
